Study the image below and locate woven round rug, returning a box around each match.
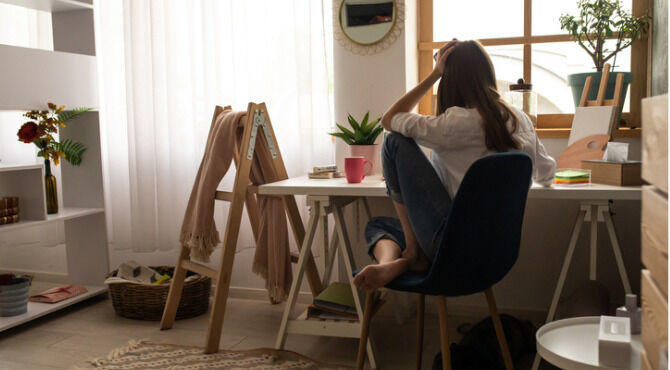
[74,339,350,370]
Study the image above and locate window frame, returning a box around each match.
[417,0,650,138]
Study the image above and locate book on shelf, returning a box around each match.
[0,197,19,225]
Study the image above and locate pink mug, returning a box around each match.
[344,157,372,184]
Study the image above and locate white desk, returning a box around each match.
[259,176,641,369]
[260,175,641,200]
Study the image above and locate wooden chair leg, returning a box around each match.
[416,294,425,370]
[436,296,451,370]
[356,290,375,370]
[485,288,514,370]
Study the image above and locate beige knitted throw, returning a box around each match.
[180,106,291,303]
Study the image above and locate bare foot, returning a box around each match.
[353,259,409,291]
[402,245,430,273]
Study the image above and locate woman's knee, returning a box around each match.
[382,132,419,160]
[365,216,402,242]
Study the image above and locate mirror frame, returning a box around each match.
[333,0,405,56]
[338,0,397,46]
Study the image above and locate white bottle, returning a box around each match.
[616,294,641,334]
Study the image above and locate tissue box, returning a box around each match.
[598,315,631,368]
[581,160,641,186]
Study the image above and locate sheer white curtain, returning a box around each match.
[95,0,334,252]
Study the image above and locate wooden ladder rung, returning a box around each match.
[215,191,233,202]
[182,260,218,279]
[216,187,259,203]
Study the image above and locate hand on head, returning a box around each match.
[433,39,458,76]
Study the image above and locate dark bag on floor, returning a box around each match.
[432,314,536,370]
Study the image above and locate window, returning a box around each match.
[418,0,649,137]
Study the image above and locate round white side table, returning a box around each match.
[536,316,642,370]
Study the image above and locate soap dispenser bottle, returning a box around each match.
[616,294,641,334]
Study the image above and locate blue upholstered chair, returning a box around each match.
[355,152,533,370]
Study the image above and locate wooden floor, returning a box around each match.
[0,294,480,370]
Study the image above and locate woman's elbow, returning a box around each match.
[380,112,394,130]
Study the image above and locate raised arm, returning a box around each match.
[380,40,458,130]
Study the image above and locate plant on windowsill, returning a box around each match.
[559,0,650,109]
[330,112,383,175]
[17,103,91,214]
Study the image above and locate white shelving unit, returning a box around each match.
[0,0,109,332]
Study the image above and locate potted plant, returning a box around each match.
[330,112,383,175]
[17,103,90,214]
[560,0,649,109]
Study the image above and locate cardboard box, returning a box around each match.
[581,160,642,186]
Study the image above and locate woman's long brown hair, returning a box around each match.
[436,40,520,152]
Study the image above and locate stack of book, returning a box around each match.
[308,165,344,179]
[307,282,381,321]
[0,197,19,225]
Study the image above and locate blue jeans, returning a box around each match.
[365,133,452,262]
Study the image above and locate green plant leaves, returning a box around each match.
[57,138,86,166]
[330,111,383,145]
[57,107,92,123]
[559,0,649,70]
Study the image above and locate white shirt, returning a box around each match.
[391,106,556,199]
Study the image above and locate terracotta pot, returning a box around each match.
[349,145,380,176]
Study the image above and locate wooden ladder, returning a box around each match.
[160,102,323,353]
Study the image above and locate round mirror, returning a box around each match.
[339,0,396,46]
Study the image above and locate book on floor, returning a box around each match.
[313,282,381,316]
[313,282,357,315]
[307,305,359,321]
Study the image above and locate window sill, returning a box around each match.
[537,127,642,139]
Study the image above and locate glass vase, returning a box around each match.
[44,159,58,214]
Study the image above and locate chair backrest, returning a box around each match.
[423,152,533,296]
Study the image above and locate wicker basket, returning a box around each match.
[107,266,210,321]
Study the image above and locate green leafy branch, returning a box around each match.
[559,0,649,71]
[57,107,92,124]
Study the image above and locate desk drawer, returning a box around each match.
[642,269,668,370]
[642,186,668,253]
[642,95,668,193]
[642,186,669,297]
[643,230,669,298]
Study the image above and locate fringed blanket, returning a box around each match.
[180,106,291,303]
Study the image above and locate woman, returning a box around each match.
[353,40,556,292]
